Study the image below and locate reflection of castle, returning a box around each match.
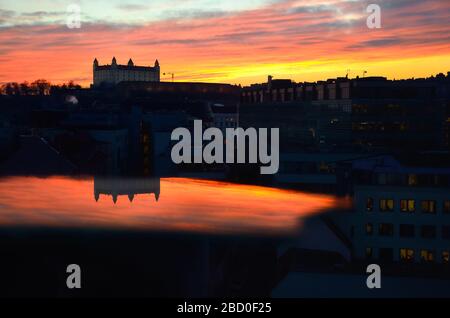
[94,177,160,203]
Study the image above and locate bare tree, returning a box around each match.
[1,79,81,95]
[20,81,31,95]
[31,79,51,95]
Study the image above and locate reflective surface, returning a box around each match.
[0,176,338,235]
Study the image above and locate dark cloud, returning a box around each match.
[354,37,402,48]
[116,4,149,11]
[348,34,450,50]
[379,0,423,10]
[0,9,15,17]
[289,4,334,14]
[157,9,229,20]
[21,11,62,17]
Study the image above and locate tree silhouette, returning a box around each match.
[0,79,81,95]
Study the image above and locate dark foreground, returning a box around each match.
[0,227,280,298]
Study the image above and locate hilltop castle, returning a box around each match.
[93,57,160,87]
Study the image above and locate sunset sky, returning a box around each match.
[0,0,449,86]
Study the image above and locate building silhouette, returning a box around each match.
[241,73,450,152]
[93,57,160,87]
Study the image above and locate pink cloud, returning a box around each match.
[0,0,449,85]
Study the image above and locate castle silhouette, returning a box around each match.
[94,177,161,203]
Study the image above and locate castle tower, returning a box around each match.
[154,59,160,81]
[111,56,117,67]
[128,58,134,67]
[93,58,99,69]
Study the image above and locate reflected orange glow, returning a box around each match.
[0,177,338,235]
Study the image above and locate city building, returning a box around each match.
[93,57,160,87]
[0,135,76,176]
[342,154,450,265]
[275,152,365,193]
[210,104,238,134]
[241,73,450,152]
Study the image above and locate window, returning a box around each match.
[380,199,394,212]
[379,223,394,236]
[444,201,450,214]
[366,247,373,259]
[400,199,415,213]
[443,251,449,264]
[379,248,393,262]
[442,226,450,240]
[366,198,374,212]
[378,173,387,185]
[420,250,435,263]
[421,225,436,239]
[400,248,415,263]
[421,200,436,214]
[408,174,418,186]
[366,223,373,235]
[399,224,415,238]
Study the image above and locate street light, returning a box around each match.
[163,72,174,82]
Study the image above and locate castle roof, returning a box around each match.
[94,57,159,71]
[95,64,157,71]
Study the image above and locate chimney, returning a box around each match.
[268,75,273,91]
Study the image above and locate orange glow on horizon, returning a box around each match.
[1,0,449,86]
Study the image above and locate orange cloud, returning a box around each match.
[0,0,449,86]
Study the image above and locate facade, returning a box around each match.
[211,104,238,134]
[59,111,129,174]
[275,152,364,192]
[349,155,450,265]
[241,74,450,151]
[93,57,160,87]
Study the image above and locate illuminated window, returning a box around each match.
[421,200,436,214]
[400,248,415,263]
[366,223,373,235]
[400,199,415,213]
[408,174,418,186]
[442,251,449,264]
[366,247,373,259]
[444,201,450,214]
[421,225,436,239]
[366,198,374,212]
[379,223,394,236]
[420,250,435,263]
[380,199,394,212]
